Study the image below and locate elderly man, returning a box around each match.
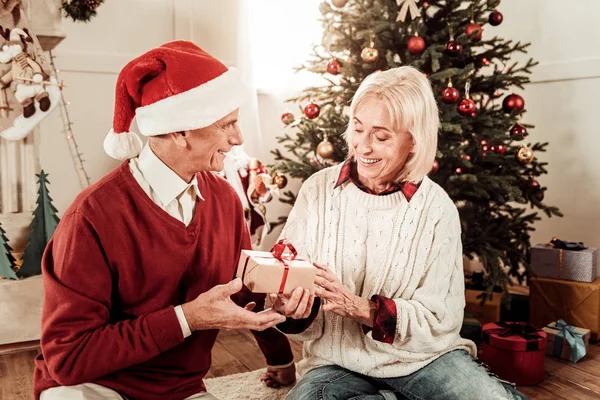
[33,41,313,400]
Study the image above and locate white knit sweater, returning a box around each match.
[281,165,477,378]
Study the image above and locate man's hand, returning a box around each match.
[260,363,296,388]
[181,278,286,332]
[269,287,314,319]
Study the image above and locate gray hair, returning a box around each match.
[345,66,439,184]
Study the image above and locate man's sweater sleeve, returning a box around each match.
[40,212,184,386]
[373,205,466,353]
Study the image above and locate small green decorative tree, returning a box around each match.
[0,223,18,280]
[18,171,60,278]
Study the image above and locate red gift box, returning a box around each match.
[480,322,547,386]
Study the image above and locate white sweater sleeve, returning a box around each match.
[387,205,465,352]
[278,179,325,342]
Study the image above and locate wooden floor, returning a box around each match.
[1,330,598,400]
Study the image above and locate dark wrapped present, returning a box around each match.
[530,238,598,283]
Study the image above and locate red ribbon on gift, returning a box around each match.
[270,239,298,294]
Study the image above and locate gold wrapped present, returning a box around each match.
[236,239,316,295]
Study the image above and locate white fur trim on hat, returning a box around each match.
[135,68,248,136]
[103,129,143,160]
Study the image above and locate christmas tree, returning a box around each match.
[0,223,18,280]
[18,171,60,278]
[270,0,562,295]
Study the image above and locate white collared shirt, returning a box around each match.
[129,143,200,338]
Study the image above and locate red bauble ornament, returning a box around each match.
[457,98,476,116]
[531,180,540,188]
[489,11,503,26]
[455,168,462,174]
[495,145,506,155]
[510,123,528,137]
[430,159,439,174]
[327,58,342,75]
[502,94,525,113]
[441,87,460,104]
[304,102,320,119]
[407,35,426,55]
[281,111,295,125]
[535,190,545,202]
[465,22,483,41]
[445,40,462,56]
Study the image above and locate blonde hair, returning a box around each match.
[345,66,439,184]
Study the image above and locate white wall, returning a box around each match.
[38,0,600,252]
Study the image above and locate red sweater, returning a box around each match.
[33,162,293,400]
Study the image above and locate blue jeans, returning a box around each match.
[286,350,528,400]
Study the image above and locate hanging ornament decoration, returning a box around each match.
[317,135,335,159]
[407,33,426,55]
[457,81,476,116]
[489,10,503,26]
[331,0,349,8]
[535,190,545,202]
[304,102,321,119]
[430,159,439,174]
[516,146,534,164]
[327,58,342,75]
[494,144,506,155]
[445,27,462,56]
[510,123,528,137]
[281,111,295,126]
[502,93,525,113]
[272,172,288,189]
[446,40,462,55]
[396,0,421,22]
[465,21,483,41]
[361,42,379,63]
[441,79,460,104]
[61,0,105,22]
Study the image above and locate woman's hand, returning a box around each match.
[269,287,314,319]
[313,263,376,327]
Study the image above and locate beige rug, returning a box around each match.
[204,368,294,400]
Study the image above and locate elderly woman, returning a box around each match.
[270,66,528,400]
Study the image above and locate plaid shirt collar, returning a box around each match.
[334,156,419,201]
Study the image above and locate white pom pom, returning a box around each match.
[103,129,143,160]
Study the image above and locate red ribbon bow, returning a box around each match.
[270,239,298,294]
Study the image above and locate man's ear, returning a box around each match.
[169,131,187,148]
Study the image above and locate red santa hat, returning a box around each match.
[104,40,247,160]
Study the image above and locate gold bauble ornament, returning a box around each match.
[361,43,379,63]
[273,172,288,189]
[331,0,349,7]
[516,146,534,164]
[317,137,335,159]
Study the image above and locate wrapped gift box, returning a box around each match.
[542,320,590,363]
[460,311,482,346]
[529,277,600,342]
[480,322,546,386]
[236,244,316,295]
[530,244,598,283]
[465,290,502,325]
